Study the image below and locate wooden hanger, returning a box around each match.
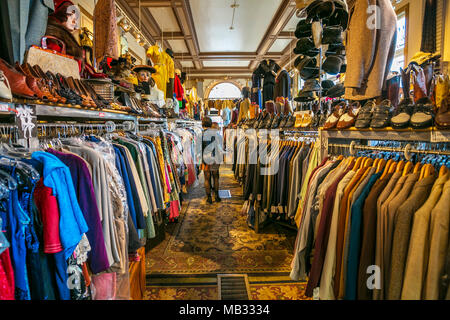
[364,158,374,168]
[337,155,344,161]
[413,162,422,174]
[381,159,394,179]
[388,161,397,174]
[354,157,364,171]
[396,160,405,173]
[423,164,435,179]
[377,158,387,173]
[373,158,380,168]
[403,161,413,176]
[439,165,448,178]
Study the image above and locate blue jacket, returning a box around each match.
[32,152,88,260]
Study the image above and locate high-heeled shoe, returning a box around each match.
[32,65,66,104]
[56,74,83,106]
[65,76,91,107]
[82,81,109,109]
[47,72,78,105]
[72,78,97,108]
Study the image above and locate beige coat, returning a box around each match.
[424,178,450,300]
[344,0,397,100]
[401,172,449,300]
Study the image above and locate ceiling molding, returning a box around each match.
[120,0,299,79]
[249,0,297,70]
[129,0,182,8]
[174,52,283,61]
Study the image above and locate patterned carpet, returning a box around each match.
[146,167,297,275]
[144,283,311,300]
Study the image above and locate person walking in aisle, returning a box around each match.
[202,117,223,204]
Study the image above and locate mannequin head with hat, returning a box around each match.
[50,0,80,31]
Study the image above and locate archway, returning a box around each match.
[204,80,244,100]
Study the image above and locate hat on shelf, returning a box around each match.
[293,38,320,57]
[294,90,318,102]
[295,19,312,38]
[132,62,156,73]
[321,26,343,45]
[295,55,319,80]
[325,83,345,98]
[323,54,346,75]
[322,79,335,91]
[306,0,336,23]
[165,48,174,58]
[302,79,322,92]
[323,0,349,31]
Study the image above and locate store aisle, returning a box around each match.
[145,166,308,299]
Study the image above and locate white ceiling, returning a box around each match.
[167,39,189,53]
[283,14,300,32]
[202,60,250,67]
[148,7,180,32]
[180,61,194,68]
[269,39,293,52]
[190,0,283,52]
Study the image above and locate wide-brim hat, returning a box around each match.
[306,0,335,23]
[295,55,319,80]
[323,0,349,31]
[322,26,343,45]
[325,83,345,98]
[323,55,345,75]
[295,19,312,38]
[132,64,156,73]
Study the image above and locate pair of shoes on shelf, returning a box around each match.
[354,100,393,129]
[390,97,434,129]
[323,101,361,130]
[294,111,314,128]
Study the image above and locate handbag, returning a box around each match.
[24,44,80,80]
[0,71,12,101]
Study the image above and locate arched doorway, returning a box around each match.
[204,80,243,100]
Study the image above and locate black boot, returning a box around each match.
[214,192,221,203]
[206,195,213,204]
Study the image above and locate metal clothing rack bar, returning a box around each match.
[328,142,450,157]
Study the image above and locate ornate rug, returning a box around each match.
[146,167,297,275]
[144,283,311,300]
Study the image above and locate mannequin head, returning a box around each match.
[137,70,151,83]
[51,1,80,31]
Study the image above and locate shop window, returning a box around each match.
[391,7,408,72]
[208,82,242,100]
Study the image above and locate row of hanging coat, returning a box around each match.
[0,121,200,301]
[290,141,450,300]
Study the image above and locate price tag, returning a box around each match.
[431,131,450,143]
[0,102,10,112]
[99,112,105,118]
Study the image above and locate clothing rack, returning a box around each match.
[252,133,319,233]
[328,142,450,159]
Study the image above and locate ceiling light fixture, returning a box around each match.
[229,0,239,31]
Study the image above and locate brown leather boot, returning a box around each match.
[423,62,434,97]
[435,97,450,129]
[15,62,47,101]
[386,74,401,109]
[0,58,36,99]
[20,63,59,103]
[400,67,411,101]
[412,65,428,103]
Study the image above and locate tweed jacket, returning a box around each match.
[344,0,397,100]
